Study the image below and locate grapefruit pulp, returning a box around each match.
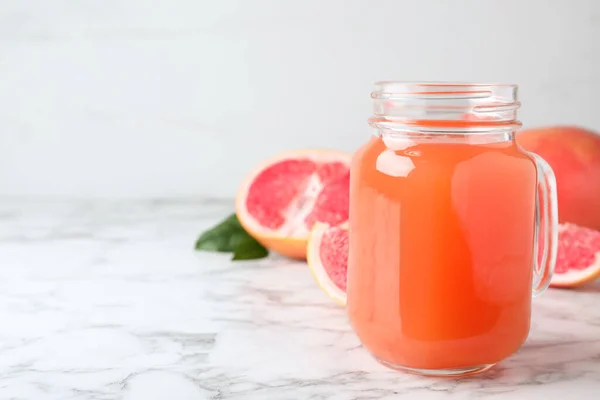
[550,223,600,288]
[235,149,351,259]
[307,222,348,305]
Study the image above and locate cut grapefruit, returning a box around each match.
[550,223,600,288]
[306,222,348,306]
[235,149,351,259]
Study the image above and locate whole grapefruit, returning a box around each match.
[516,126,600,231]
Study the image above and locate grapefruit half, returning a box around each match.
[550,223,600,288]
[306,222,348,306]
[235,149,351,259]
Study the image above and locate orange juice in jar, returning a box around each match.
[347,82,558,376]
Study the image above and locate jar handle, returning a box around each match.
[529,153,559,297]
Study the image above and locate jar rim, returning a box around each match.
[372,81,518,100]
[373,80,517,87]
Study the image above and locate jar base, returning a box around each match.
[376,358,495,377]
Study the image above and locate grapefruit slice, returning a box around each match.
[550,223,600,288]
[306,222,348,305]
[235,149,351,259]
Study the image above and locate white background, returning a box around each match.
[0,0,598,199]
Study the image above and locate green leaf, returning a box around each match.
[194,213,269,260]
[194,213,243,252]
[232,236,269,260]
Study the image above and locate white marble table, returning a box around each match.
[1,199,599,400]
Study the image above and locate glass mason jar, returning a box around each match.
[347,82,558,377]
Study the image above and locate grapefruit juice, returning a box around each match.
[347,82,558,376]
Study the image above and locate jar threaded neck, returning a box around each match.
[370,82,521,135]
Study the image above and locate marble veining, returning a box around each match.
[1,199,600,399]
